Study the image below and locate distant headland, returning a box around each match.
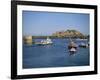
[51,29,89,38]
[24,29,89,39]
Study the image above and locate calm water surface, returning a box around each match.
[23,39,89,69]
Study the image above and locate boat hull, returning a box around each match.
[35,42,53,45]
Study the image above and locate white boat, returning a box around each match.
[68,41,77,49]
[68,38,77,53]
[69,48,76,52]
[79,42,89,48]
[76,38,87,41]
[35,37,53,45]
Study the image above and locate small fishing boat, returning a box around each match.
[68,42,77,49]
[68,39,77,53]
[35,37,53,45]
[69,47,76,52]
[79,42,89,48]
[76,38,87,41]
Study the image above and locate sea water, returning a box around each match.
[23,39,89,69]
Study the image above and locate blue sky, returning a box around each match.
[22,11,89,36]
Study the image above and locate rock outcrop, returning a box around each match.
[52,30,85,38]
